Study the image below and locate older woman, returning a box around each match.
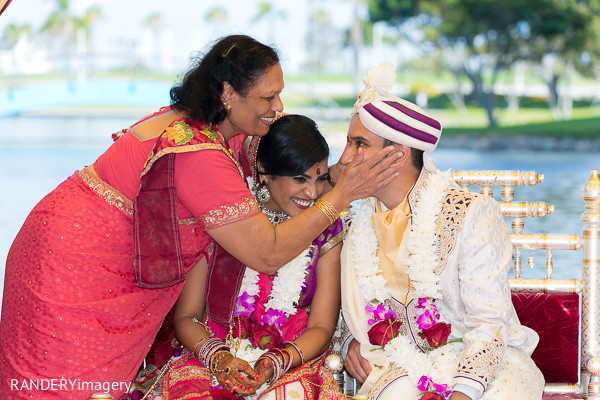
[0,35,399,399]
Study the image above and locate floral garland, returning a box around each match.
[226,228,313,398]
[229,211,313,357]
[237,247,312,318]
[347,170,461,400]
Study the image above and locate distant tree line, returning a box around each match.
[367,0,600,125]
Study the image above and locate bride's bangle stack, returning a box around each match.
[196,338,229,368]
[314,198,339,225]
[284,341,305,364]
[258,348,293,384]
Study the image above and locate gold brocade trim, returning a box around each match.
[202,196,260,230]
[319,229,343,256]
[368,367,408,400]
[262,355,346,400]
[178,217,199,226]
[434,188,474,274]
[455,336,504,390]
[207,242,215,259]
[78,168,134,216]
[317,368,348,399]
[141,142,245,181]
[268,357,322,389]
[161,355,212,400]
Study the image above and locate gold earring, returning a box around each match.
[223,102,231,111]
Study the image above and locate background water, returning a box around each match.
[1,115,598,311]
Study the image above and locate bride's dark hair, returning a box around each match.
[257,115,329,177]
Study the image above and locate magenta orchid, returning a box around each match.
[234,291,256,317]
[261,308,286,328]
[365,301,398,326]
[415,298,440,330]
[417,375,453,400]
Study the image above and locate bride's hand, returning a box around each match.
[213,353,260,396]
[251,358,275,390]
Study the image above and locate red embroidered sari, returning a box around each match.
[152,220,345,400]
[0,110,259,399]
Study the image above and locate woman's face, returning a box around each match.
[263,158,329,217]
[223,63,284,138]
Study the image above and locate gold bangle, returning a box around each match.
[314,198,338,225]
[281,347,294,370]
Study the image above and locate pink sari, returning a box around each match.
[152,220,345,400]
[0,115,259,399]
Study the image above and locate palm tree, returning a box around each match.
[40,0,101,78]
[252,2,286,44]
[2,23,32,80]
[205,6,228,24]
[2,23,32,42]
[143,13,164,73]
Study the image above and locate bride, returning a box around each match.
[137,114,345,400]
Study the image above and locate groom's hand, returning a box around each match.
[344,339,372,383]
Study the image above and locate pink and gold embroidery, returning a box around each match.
[201,196,260,230]
[79,169,133,216]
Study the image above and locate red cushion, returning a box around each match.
[512,293,579,384]
[543,394,583,399]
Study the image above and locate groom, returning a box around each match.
[333,63,544,400]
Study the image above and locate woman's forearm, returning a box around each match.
[283,325,335,369]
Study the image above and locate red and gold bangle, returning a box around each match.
[284,341,305,365]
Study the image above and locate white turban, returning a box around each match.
[352,62,442,154]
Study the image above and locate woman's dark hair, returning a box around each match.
[257,115,329,177]
[170,35,279,124]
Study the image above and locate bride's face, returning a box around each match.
[264,158,329,217]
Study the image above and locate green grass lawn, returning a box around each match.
[436,107,600,137]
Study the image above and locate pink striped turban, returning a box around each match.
[352,62,442,152]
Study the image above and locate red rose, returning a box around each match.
[418,322,452,348]
[251,323,283,350]
[210,387,245,400]
[232,316,254,339]
[420,392,444,400]
[367,318,402,347]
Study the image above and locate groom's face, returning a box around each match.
[339,114,385,167]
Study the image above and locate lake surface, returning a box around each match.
[1,115,598,311]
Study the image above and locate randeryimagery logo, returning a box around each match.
[10,378,132,393]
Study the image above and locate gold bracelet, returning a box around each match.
[314,198,339,225]
[211,350,233,374]
[192,317,214,337]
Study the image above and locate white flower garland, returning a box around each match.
[243,175,314,316]
[347,169,459,384]
[348,170,451,302]
[239,247,312,317]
